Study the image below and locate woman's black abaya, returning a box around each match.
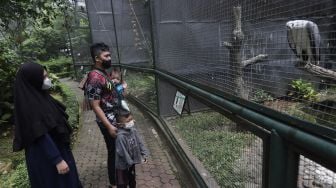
[13,62,82,188]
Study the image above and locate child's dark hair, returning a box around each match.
[115,108,131,122]
[90,42,110,61]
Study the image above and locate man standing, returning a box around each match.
[85,43,118,187]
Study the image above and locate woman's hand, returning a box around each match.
[56,160,70,174]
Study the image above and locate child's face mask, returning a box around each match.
[124,120,134,129]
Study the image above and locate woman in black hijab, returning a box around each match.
[13,62,82,188]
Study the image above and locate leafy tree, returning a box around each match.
[20,25,68,61]
[0,0,73,126]
[0,40,18,125]
[0,0,67,29]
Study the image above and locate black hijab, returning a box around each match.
[13,63,72,151]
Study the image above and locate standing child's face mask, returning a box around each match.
[42,78,53,90]
[124,120,135,129]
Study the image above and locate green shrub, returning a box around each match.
[287,104,317,124]
[59,83,79,129]
[57,71,75,78]
[48,73,62,93]
[289,79,318,102]
[2,162,30,188]
[170,112,254,187]
[125,71,157,112]
[250,89,274,103]
[0,61,18,126]
[39,56,73,78]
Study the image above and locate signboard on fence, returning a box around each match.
[173,90,186,115]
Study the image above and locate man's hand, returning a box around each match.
[56,160,69,174]
[91,100,118,138]
[107,126,118,138]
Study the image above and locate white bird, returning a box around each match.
[286,20,321,65]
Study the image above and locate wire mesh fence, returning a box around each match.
[86,0,152,67]
[153,0,336,129]
[166,110,263,188]
[66,0,92,79]
[298,155,336,188]
[150,0,336,187]
[122,69,157,113]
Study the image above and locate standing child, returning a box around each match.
[115,109,149,188]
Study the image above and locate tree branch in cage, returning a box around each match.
[295,61,336,81]
[233,6,244,44]
[242,54,268,67]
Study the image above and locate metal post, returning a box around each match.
[149,0,160,115]
[268,130,299,188]
[286,148,299,188]
[64,3,78,80]
[110,0,121,65]
[268,130,287,188]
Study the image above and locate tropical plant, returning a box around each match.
[289,79,318,101]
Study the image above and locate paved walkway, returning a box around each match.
[62,78,181,188]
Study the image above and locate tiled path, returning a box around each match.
[62,78,181,188]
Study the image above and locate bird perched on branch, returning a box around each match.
[286,20,321,65]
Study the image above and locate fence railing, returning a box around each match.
[119,64,336,188]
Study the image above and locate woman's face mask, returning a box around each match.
[42,77,53,90]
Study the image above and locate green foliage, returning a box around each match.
[2,162,30,188]
[59,83,79,129]
[48,73,62,92]
[316,87,336,102]
[0,0,72,65]
[0,0,74,128]
[39,56,73,78]
[125,71,157,112]
[250,89,274,103]
[289,79,318,102]
[21,27,68,61]
[306,87,336,128]
[0,44,19,125]
[0,0,69,29]
[287,104,317,124]
[0,63,20,126]
[0,130,27,188]
[57,71,75,78]
[170,112,254,187]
